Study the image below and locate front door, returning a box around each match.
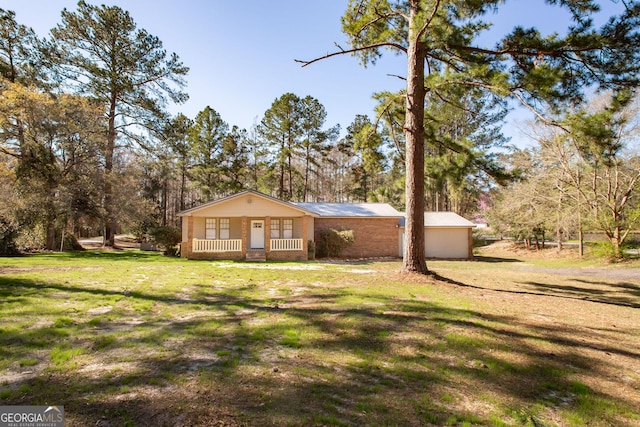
[250,220,265,249]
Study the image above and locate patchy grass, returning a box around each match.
[0,247,639,426]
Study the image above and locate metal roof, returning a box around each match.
[398,212,476,228]
[293,202,403,217]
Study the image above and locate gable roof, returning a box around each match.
[178,189,319,217]
[398,212,476,228]
[293,202,403,218]
[178,190,404,218]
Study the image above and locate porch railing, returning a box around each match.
[193,238,242,253]
[270,238,303,252]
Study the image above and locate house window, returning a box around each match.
[220,218,230,240]
[283,219,293,239]
[270,219,280,239]
[205,218,216,240]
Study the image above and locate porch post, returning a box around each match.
[302,215,308,259]
[241,216,247,256]
[265,216,271,256]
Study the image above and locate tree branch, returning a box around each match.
[295,42,407,67]
[449,43,602,58]
[511,90,571,133]
[417,0,441,41]
[387,73,406,81]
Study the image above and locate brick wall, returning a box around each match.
[268,250,308,261]
[314,218,400,258]
[185,250,245,261]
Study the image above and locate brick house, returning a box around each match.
[178,189,474,261]
[178,189,402,261]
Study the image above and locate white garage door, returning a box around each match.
[425,228,469,258]
[399,228,470,259]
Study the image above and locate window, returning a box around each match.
[220,218,230,240]
[270,219,280,239]
[205,218,216,240]
[283,219,293,239]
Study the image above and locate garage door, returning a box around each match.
[399,228,470,259]
[425,228,469,258]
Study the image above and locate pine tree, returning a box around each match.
[48,1,188,246]
[299,0,640,273]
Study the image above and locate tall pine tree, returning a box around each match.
[48,1,188,246]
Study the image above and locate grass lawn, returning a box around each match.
[1,245,639,426]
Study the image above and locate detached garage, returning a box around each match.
[399,212,476,259]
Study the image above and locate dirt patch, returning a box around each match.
[513,265,640,281]
[78,235,141,250]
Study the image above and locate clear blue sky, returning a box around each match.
[3,1,626,146]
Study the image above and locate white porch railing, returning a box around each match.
[270,238,303,252]
[193,238,242,253]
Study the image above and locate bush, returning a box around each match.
[307,240,316,260]
[588,240,629,261]
[0,217,19,255]
[150,226,182,256]
[316,228,354,258]
[55,233,84,251]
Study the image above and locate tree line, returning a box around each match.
[487,91,640,259]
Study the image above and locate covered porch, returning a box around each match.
[184,215,309,261]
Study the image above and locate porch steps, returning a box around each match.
[245,250,266,262]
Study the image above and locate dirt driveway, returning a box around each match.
[513,265,640,281]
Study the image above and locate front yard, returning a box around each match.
[1,247,639,426]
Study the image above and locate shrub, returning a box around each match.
[0,217,19,255]
[307,240,316,260]
[55,233,84,251]
[316,228,354,258]
[588,240,629,261]
[150,226,181,256]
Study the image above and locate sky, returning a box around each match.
[3,0,627,147]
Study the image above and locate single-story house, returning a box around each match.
[178,189,474,261]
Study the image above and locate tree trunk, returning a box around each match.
[279,138,285,199]
[162,179,168,226]
[579,227,584,257]
[401,2,428,274]
[612,225,622,258]
[45,219,56,251]
[179,164,186,211]
[556,227,563,252]
[288,152,293,201]
[304,148,310,202]
[103,93,117,247]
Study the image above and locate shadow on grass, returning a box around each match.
[522,281,640,309]
[1,271,638,426]
[574,278,640,295]
[430,271,640,309]
[471,255,523,263]
[0,249,173,264]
